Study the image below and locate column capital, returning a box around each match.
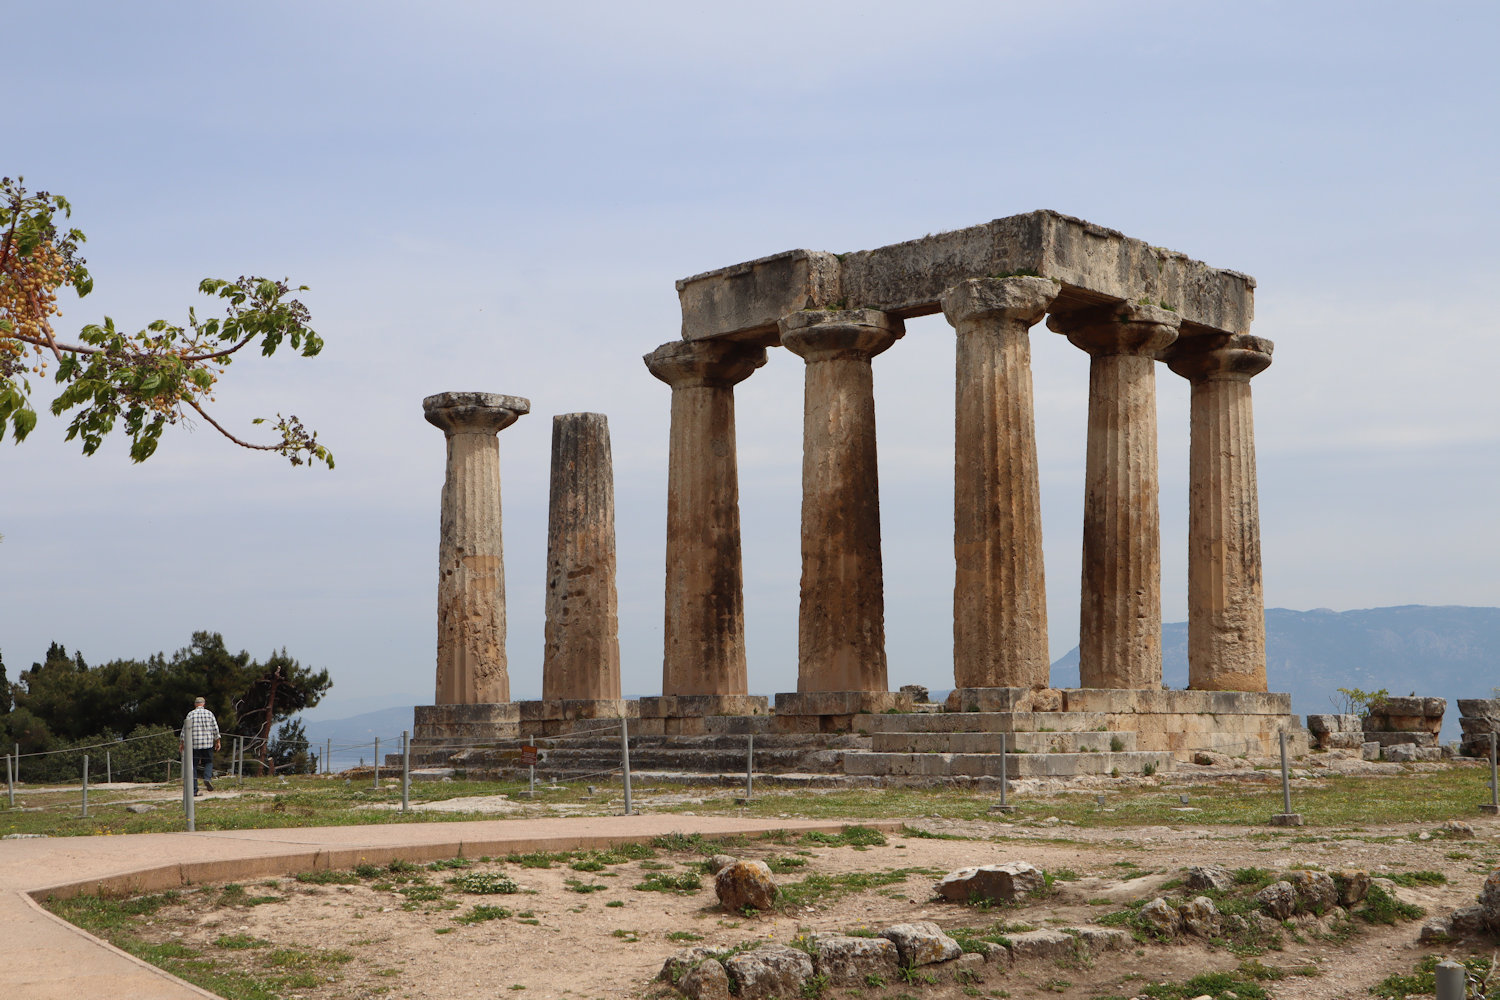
[779,308,904,362]
[644,340,767,389]
[1164,333,1273,382]
[940,275,1059,329]
[423,392,530,435]
[1046,301,1181,357]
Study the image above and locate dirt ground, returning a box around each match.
[99,807,1500,1000]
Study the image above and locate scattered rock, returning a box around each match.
[1441,820,1475,840]
[125,803,155,814]
[1073,926,1131,953]
[722,945,813,1000]
[705,854,738,875]
[899,684,930,703]
[715,860,777,912]
[1184,865,1234,892]
[1138,897,1181,937]
[1288,871,1338,914]
[1453,905,1490,937]
[1383,743,1421,763]
[977,941,1012,965]
[1480,869,1500,933]
[1005,929,1076,961]
[812,936,899,985]
[1,833,49,839]
[934,862,1044,905]
[1333,869,1370,906]
[1179,895,1222,937]
[660,947,718,985]
[679,959,730,1000]
[1361,742,1380,761]
[1256,881,1296,920]
[880,922,962,966]
[1418,915,1454,944]
[1192,751,1233,767]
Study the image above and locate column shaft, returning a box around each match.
[942,277,1058,689]
[780,310,903,693]
[542,412,621,701]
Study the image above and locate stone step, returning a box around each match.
[841,750,1173,778]
[871,730,1137,754]
[853,712,1108,734]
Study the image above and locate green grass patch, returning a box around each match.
[454,904,511,924]
[214,934,270,950]
[634,871,702,894]
[447,872,519,894]
[775,868,936,911]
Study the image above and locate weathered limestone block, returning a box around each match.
[1365,730,1438,748]
[1184,865,1234,893]
[934,862,1044,905]
[941,276,1057,691]
[812,936,900,985]
[1073,926,1131,953]
[1363,696,1445,736]
[661,947,719,985]
[1138,898,1181,937]
[680,959,730,1000]
[1256,881,1296,920]
[1048,304,1180,690]
[1005,929,1076,961]
[542,413,620,702]
[706,854,738,875]
[1421,906,1490,943]
[715,860,778,911]
[1333,870,1370,906]
[424,391,530,704]
[780,309,903,694]
[645,340,765,698]
[1289,871,1338,914]
[723,945,814,1000]
[1361,741,1381,761]
[1320,732,1367,750]
[879,922,961,966]
[1179,896,1222,937]
[1480,868,1500,933]
[1458,699,1500,756]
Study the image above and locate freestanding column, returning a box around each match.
[423,391,530,704]
[1047,303,1180,689]
[1165,334,1273,692]
[778,309,904,693]
[940,277,1059,690]
[542,412,621,701]
[644,340,766,696]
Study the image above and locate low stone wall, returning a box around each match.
[772,691,915,733]
[1459,698,1500,758]
[1362,696,1445,738]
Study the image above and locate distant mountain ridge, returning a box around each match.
[1052,605,1500,740]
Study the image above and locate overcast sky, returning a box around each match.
[4,1,1497,719]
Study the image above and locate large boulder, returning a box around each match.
[1288,871,1338,914]
[1184,865,1234,893]
[813,936,899,985]
[880,922,962,966]
[935,862,1044,905]
[1480,869,1500,933]
[1256,881,1296,920]
[1138,897,1181,938]
[715,860,778,912]
[1179,896,1222,937]
[679,959,731,1000]
[723,945,813,1000]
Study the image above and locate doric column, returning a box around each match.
[940,276,1059,690]
[1047,303,1180,689]
[542,413,621,701]
[1165,334,1273,692]
[644,340,766,696]
[778,308,904,693]
[423,391,530,704]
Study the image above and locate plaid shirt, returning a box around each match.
[184,706,220,749]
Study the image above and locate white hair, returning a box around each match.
[194,697,206,706]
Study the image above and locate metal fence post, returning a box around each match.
[620,716,633,816]
[80,755,89,818]
[1435,959,1466,1000]
[744,732,754,802]
[401,730,410,814]
[988,733,1014,814]
[325,738,332,775]
[105,749,111,785]
[1484,732,1500,816]
[1281,731,1292,814]
[7,752,14,807]
[13,744,18,785]
[182,731,195,832]
[373,737,381,789]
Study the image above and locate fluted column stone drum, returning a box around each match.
[1047,303,1180,690]
[1166,334,1273,692]
[644,340,766,698]
[778,308,903,694]
[423,391,530,705]
[941,276,1059,691]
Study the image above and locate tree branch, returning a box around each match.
[184,397,280,452]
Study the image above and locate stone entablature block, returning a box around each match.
[413,703,521,742]
[677,211,1254,343]
[1362,696,1445,736]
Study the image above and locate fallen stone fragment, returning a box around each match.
[1179,895,1222,937]
[1138,897,1181,937]
[880,922,962,966]
[1333,869,1370,906]
[1361,741,1380,761]
[1480,869,1500,933]
[813,935,899,985]
[1073,926,1131,953]
[679,959,730,1000]
[125,803,155,814]
[1440,820,1475,839]
[1288,871,1338,914]
[934,862,1044,904]
[660,947,718,985]
[1255,881,1296,920]
[723,944,813,1000]
[715,860,777,912]
[1004,929,1075,961]
[1192,750,1233,766]
[1183,865,1234,892]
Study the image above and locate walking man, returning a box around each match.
[181,697,221,796]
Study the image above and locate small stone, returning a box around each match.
[1332,869,1370,906]
[1138,897,1181,937]
[978,941,1012,965]
[126,803,155,814]
[1418,914,1455,944]
[705,854,738,875]
[812,935,899,985]
[715,860,777,912]
[1193,750,1232,766]
[1179,895,1222,937]
[1288,871,1338,914]
[880,922,962,966]
[723,945,813,1000]
[1184,865,1234,892]
[679,959,731,1000]
[1441,820,1475,840]
[1256,881,1296,920]
[934,862,1044,905]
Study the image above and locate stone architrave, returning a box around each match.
[778,309,904,693]
[1047,303,1181,689]
[644,340,766,697]
[542,413,621,701]
[1165,334,1273,692]
[940,276,1059,690]
[423,391,530,704]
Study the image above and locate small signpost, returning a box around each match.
[520,745,539,796]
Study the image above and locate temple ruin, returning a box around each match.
[411,211,1303,778]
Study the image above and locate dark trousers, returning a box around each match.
[193,747,215,793]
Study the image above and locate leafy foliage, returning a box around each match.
[1,177,330,466]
